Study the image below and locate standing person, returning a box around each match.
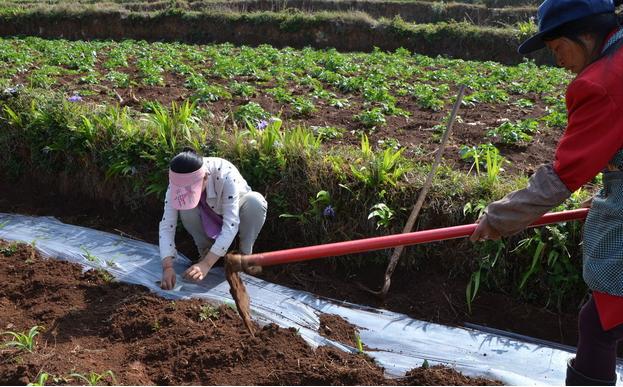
[159,149,267,291]
[469,0,623,385]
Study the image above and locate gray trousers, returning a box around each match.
[180,191,267,258]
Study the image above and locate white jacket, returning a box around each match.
[159,157,251,260]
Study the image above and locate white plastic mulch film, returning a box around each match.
[2,213,623,386]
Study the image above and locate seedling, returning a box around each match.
[2,325,43,352]
[95,268,114,283]
[0,242,18,257]
[151,319,161,332]
[199,305,220,322]
[80,247,99,263]
[354,333,364,354]
[69,370,116,386]
[27,372,50,386]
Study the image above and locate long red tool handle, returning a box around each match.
[245,208,589,267]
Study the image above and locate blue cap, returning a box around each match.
[518,0,615,54]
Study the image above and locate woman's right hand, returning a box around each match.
[161,267,176,290]
[161,256,176,290]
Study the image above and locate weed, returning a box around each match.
[460,143,506,186]
[199,305,221,322]
[0,242,18,257]
[152,319,161,332]
[350,135,410,188]
[69,370,116,386]
[516,18,538,40]
[368,203,395,230]
[280,190,332,224]
[28,372,50,386]
[466,240,506,314]
[463,200,487,219]
[2,325,43,352]
[95,268,114,283]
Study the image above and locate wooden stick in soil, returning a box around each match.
[364,84,466,299]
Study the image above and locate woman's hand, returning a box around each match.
[184,251,220,282]
[469,215,502,242]
[161,267,176,290]
[161,256,176,290]
[580,196,593,208]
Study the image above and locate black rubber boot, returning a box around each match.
[566,359,616,386]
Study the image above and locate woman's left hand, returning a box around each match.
[184,252,220,282]
[469,215,502,242]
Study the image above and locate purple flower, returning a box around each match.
[323,205,335,218]
[67,94,83,102]
[257,120,268,130]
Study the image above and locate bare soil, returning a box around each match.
[0,240,502,385]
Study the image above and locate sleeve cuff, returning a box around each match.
[485,163,571,236]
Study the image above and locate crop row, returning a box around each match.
[0,36,569,144]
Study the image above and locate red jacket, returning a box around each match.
[553,36,623,192]
[554,30,623,330]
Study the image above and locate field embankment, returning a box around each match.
[0,5,550,65]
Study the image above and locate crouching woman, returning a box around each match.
[158,149,267,290]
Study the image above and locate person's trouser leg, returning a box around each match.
[179,207,213,259]
[567,297,623,385]
[238,191,267,255]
